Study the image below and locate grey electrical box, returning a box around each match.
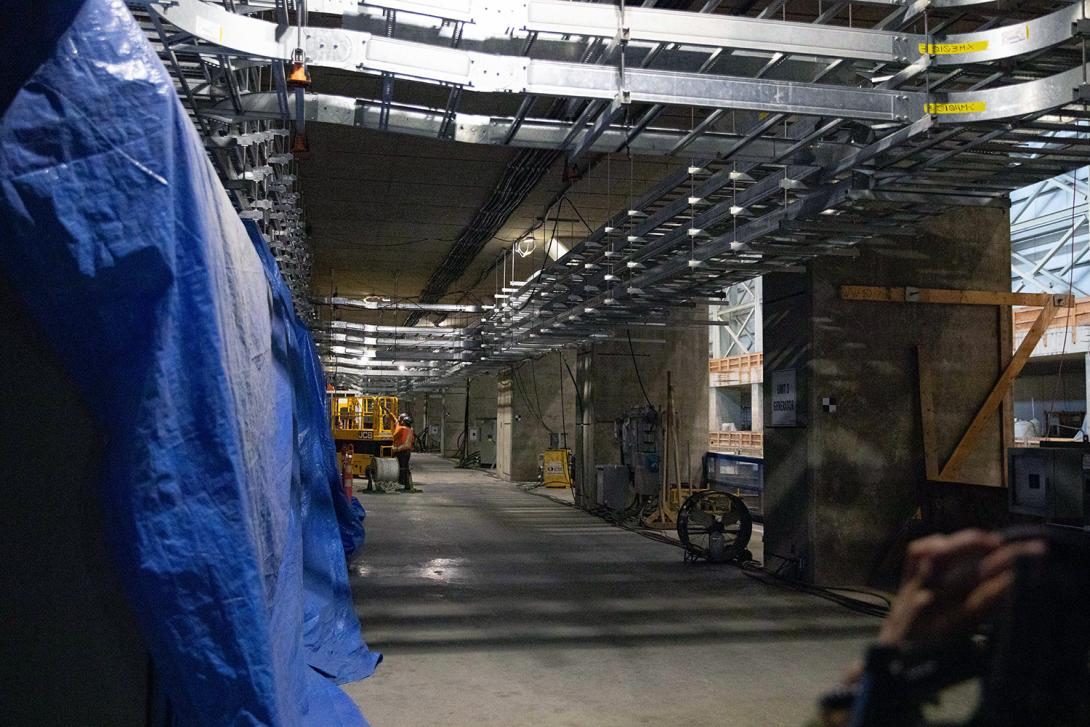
[596,465,629,511]
[476,418,497,466]
[618,407,661,496]
[1009,446,1090,525]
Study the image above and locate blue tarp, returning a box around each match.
[0,1,380,724]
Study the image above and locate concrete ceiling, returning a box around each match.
[448,152,679,301]
[297,2,895,325]
[298,0,919,325]
[302,69,678,325]
[301,120,514,298]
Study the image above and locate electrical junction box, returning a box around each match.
[1009,446,1090,525]
[476,418,496,466]
[618,407,661,496]
[596,464,629,511]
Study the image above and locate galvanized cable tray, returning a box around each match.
[129,0,1090,390]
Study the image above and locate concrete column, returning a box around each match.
[750,383,763,432]
[574,306,710,500]
[763,206,1012,586]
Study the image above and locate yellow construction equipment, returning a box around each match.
[540,449,573,488]
[329,392,399,478]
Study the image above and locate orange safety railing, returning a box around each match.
[709,430,763,454]
[709,352,763,386]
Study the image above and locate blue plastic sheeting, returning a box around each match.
[0,1,380,724]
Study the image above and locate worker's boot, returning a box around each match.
[366,470,386,494]
[401,470,419,493]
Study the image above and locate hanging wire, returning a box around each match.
[558,350,567,441]
[1045,118,1083,440]
[627,329,654,409]
[689,105,697,264]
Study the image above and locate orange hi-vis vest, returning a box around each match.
[392,424,414,451]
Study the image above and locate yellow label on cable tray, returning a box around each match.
[925,101,987,115]
[918,40,989,55]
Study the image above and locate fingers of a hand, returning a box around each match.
[932,531,1003,571]
[907,529,1000,571]
[963,570,1014,617]
[905,535,951,579]
[977,539,1047,582]
[906,534,952,565]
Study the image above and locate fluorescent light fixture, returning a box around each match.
[547,237,570,260]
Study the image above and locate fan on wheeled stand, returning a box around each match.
[676,490,753,563]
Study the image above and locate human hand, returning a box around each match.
[878,529,1046,649]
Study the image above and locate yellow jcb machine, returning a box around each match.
[329,392,399,478]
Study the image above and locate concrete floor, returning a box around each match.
[344,454,879,727]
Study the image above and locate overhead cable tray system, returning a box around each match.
[131,0,1090,390]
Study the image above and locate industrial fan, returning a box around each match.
[676,490,752,563]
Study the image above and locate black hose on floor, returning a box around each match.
[516,485,891,619]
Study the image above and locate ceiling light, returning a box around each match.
[515,235,536,257]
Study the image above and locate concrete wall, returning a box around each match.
[574,306,710,501]
[496,351,577,481]
[409,393,445,451]
[764,206,1012,586]
[440,374,497,458]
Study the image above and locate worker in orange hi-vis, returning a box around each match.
[392,413,418,492]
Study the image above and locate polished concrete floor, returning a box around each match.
[344,454,878,727]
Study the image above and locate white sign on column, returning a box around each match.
[770,368,797,427]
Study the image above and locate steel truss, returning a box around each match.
[133,0,1090,390]
[1011,168,1090,297]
